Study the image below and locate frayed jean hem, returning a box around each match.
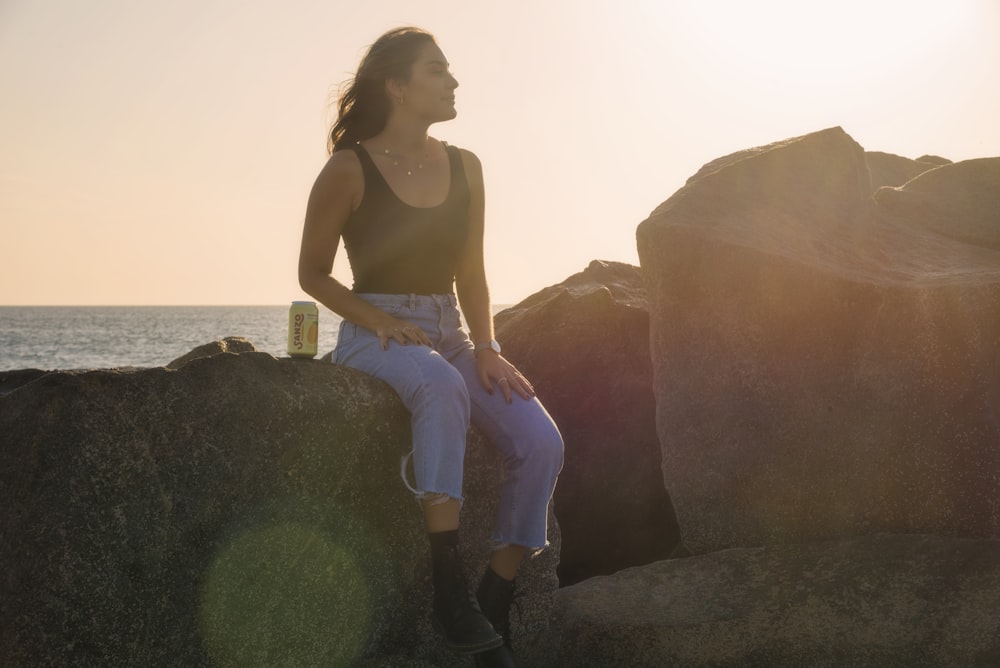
[400,451,464,507]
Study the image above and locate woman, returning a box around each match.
[297,27,563,663]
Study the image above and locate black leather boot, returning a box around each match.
[473,568,518,668]
[429,532,503,655]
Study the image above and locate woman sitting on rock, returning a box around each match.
[297,26,563,665]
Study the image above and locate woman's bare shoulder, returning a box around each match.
[452,144,480,164]
[319,148,363,181]
[453,145,483,184]
[312,148,363,196]
[309,148,364,211]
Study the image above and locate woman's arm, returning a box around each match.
[455,149,534,402]
[298,151,430,350]
[454,149,493,346]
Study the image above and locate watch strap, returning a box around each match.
[474,339,501,355]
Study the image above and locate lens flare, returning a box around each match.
[200,522,370,666]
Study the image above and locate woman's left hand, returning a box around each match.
[476,351,535,403]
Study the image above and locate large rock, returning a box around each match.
[864,150,941,190]
[0,352,559,667]
[166,335,258,369]
[636,127,1000,554]
[0,368,47,396]
[875,157,1000,250]
[495,260,682,585]
[530,533,1000,667]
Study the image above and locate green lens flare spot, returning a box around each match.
[200,522,370,667]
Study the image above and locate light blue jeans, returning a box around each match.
[332,293,564,550]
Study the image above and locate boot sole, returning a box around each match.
[432,617,504,655]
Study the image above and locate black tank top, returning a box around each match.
[342,142,470,295]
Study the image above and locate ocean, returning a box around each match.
[0,306,342,371]
[0,304,512,372]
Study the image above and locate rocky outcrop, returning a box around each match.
[166,335,257,369]
[529,534,1000,667]
[864,150,940,189]
[0,353,559,667]
[5,126,998,666]
[636,126,1000,554]
[0,368,47,396]
[916,154,952,166]
[875,157,1000,250]
[495,260,682,585]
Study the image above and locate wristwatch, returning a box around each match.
[474,339,502,356]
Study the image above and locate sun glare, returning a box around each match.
[648,0,975,91]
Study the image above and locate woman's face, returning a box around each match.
[392,41,460,123]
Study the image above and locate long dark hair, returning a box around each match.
[328,27,437,154]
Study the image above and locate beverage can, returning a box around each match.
[287,301,319,358]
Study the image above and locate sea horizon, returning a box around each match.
[0,304,513,372]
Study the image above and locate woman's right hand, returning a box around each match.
[372,318,431,350]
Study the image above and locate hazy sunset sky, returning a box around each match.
[2,0,998,305]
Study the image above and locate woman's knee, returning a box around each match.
[536,426,565,476]
[408,358,470,412]
[515,419,564,477]
[405,358,472,462]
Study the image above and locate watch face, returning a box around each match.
[490,340,501,354]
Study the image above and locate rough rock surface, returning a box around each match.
[636,127,1000,554]
[495,260,682,585]
[166,335,258,369]
[0,352,559,667]
[875,156,1000,250]
[0,368,47,396]
[864,150,940,190]
[916,154,953,166]
[529,534,1000,667]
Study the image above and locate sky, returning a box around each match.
[1,0,998,306]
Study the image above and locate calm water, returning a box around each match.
[0,306,343,371]
[0,304,511,371]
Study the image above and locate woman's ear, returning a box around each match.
[385,78,406,105]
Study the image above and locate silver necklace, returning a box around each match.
[381,147,426,176]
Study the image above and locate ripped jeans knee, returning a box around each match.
[400,450,464,508]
